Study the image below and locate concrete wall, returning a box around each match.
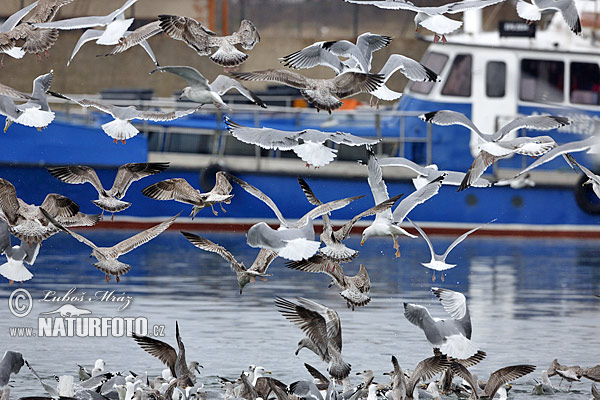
[1,0,517,96]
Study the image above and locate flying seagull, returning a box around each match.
[408,218,496,281]
[225,117,379,167]
[0,1,40,61]
[151,66,265,108]
[181,232,278,294]
[159,16,260,67]
[42,209,178,282]
[48,162,170,220]
[275,297,351,379]
[404,287,479,359]
[48,91,199,143]
[4,70,55,133]
[0,220,39,284]
[133,321,202,387]
[516,0,581,35]
[230,69,383,113]
[142,172,233,218]
[568,155,600,200]
[344,0,506,43]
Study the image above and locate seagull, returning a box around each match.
[48,91,199,143]
[360,148,445,257]
[379,157,492,189]
[532,370,554,395]
[287,257,372,310]
[407,218,496,282]
[0,178,94,244]
[48,162,170,220]
[344,0,505,43]
[298,177,402,260]
[593,383,600,400]
[33,0,140,50]
[159,17,260,67]
[451,362,535,399]
[98,20,162,65]
[0,219,39,284]
[0,81,35,100]
[0,1,40,62]
[141,172,233,218]
[388,354,451,400]
[419,110,570,190]
[230,69,383,113]
[0,351,24,388]
[42,209,179,282]
[515,135,600,177]
[180,232,278,294]
[133,322,202,388]
[516,0,581,35]
[275,297,351,380]
[281,32,392,74]
[227,173,363,260]
[404,287,479,359]
[4,70,55,133]
[150,66,265,108]
[225,117,380,168]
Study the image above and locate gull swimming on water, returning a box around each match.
[48,162,170,220]
[228,173,362,260]
[42,209,179,282]
[360,148,445,257]
[159,16,260,67]
[48,91,199,143]
[404,287,479,359]
[0,219,39,284]
[133,322,202,388]
[150,66,265,108]
[344,0,505,43]
[142,172,233,218]
[225,117,380,168]
[516,0,581,35]
[180,232,278,294]
[407,218,496,282]
[230,69,383,113]
[275,297,351,379]
[451,362,536,399]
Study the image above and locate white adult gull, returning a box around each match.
[275,297,351,379]
[344,0,506,43]
[47,162,170,220]
[150,65,265,108]
[408,218,495,282]
[48,91,199,143]
[404,287,479,359]
[99,20,162,65]
[4,70,55,133]
[0,219,39,284]
[180,232,278,294]
[516,0,581,35]
[419,110,571,190]
[360,148,445,257]
[33,0,139,47]
[159,16,259,67]
[42,209,179,282]
[142,171,233,218]
[225,117,379,167]
[227,173,362,260]
[379,156,492,189]
[230,69,383,113]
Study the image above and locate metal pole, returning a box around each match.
[222,0,229,35]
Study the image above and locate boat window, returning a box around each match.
[570,62,600,105]
[441,54,472,97]
[520,59,564,103]
[486,61,506,98]
[409,52,448,95]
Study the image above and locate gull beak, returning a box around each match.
[265,371,272,375]
[360,237,365,246]
[195,365,203,374]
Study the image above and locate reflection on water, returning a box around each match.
[1,231,599,399]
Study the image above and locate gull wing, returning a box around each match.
[431,287,468,319]
[103,20,161,56]
[355,32,392,66]
[224,117,300,150]
[67,29,103,66]
[110,162,170,199]
[446,0,505,14]
[40,207,98,250]
[0,1,40,33]
[483,365,537,399]
[308,130,379,147]
[419,110,488,141]
[230,69,311,89]
[336,193,403,240]
[406,355,452,397]
[210,75,266,108]
[47,165,106,195]
[403,302,435,331]
[295,195,364,229]
[322,40,369,72]
[0,82,33,100]
[494,115,570,141]
[377,54,438,82]
[280,41,347,74]
[379,157,431,175]
[286,255,346,288]
[407,218,436,260]
[180,231,246,273]
[297,297,342,351]
[142,178,204,205]
[275,297,329,355]
[248,248,279,274]
[151,65,211,90]
[392,175,444,223]
[459,151,497,191]
[109,214,178,257]
[0,179,21,225]
[131,107,199,122]
[40,193,79,218]
[441,219,496,260]
[132,333,177,377]
[331,72,383,99]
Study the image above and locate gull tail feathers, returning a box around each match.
[279,238,321,261]
[101,119,139,140]
[440,334,479,360]
[0,258,33,282]
[15,109,55,128]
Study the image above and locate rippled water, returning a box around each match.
[1,230,599,399]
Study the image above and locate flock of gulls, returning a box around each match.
[0,0,598,400]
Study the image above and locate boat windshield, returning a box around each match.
[570,61,600,105]
[409,51,448,95]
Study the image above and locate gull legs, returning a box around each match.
[392,234,401,258]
